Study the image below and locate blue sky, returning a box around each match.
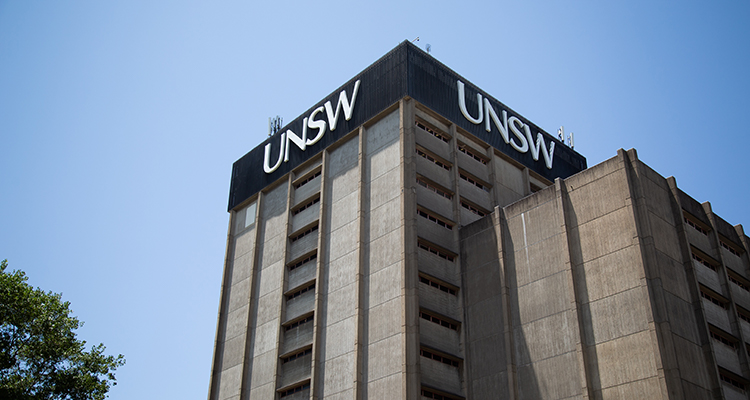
[1,1,748,399]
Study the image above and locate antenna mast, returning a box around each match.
[268,116,283,137]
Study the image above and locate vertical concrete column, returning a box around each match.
[208,210,237,400]
[522,167,530,196]
[620,149,677,398]
[400,98,420,400]
[554,178,593,400]
[239,191,267,399]
[353,126,366,399]
[491,208,517,399]
[245,181,289,399]
[486,146,499,211]
[310,150,330,400]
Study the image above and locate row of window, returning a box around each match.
[722,240,742,257]
[294,170,321,189]
[711,330,738,350]
[461,200,486,217]
[281,348,311,364]
[291,225,318,242]
[287,284,315,300]
[416,121,450,143]
[693,253,716,271]
[417,177,452,200]
[418,241,455,262]
[457,144,487,165]
[292,196,320,216]
[701,289,728,310]
[289,253,317,271]
[729,275,750,292]
[418,209,453,230]
[459,172,490,192]
[419,275,457,296]
[285,315,313,331]
[684,216,708,236]
[420,348,459,367]
[279,382,310,398]
[417,148,451,171]
[721,373,746,392]
[420,311,459,331]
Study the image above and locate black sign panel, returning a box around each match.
[228,41,586,211]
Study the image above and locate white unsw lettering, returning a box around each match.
[263,80,360,174]
[457,80,555,169]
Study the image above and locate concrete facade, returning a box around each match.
[209,48,750,400]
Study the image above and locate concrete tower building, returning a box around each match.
[208,42,750,400]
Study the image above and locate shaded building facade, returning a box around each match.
[208,42,750,399]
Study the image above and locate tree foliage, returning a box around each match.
[0,259,125,399]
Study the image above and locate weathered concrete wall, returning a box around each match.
[362,108,405,399]
[317,134,360,399]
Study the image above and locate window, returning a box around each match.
[294,170,321,189]
[461,200,487,217]
[416,121,449,143]
[417,148,451,171]
[418,241,454,262]
[710,330,738,350]
[279,382,311,398]
[420,348,459,367]
[290,225,318,242]
[700,288,728,310]
[244,201,257,228]
[417,208,453,230]
[288,253,317,271]
[457,143,487,164]
[721,240,742,257]
[729,274,750,292]
[420,310,459,331]
[419,275,457,296]
[292,196,320,216]
[684,215,708,236]
[286,284,315,300]
[285,314,314,331]
[738,309,750,324]
[721,372,746,392]
[281,348,312,363]
[692,252,716,271]
[234,200,257,233]
[459,172,490,192]
[417,177,452,200]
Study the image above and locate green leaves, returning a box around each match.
[0,260,125,400]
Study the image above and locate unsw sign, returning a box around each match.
[263,79,557,174]
[229,41,585,211]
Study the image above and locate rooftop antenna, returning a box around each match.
[567,132,574,149]
[426,43,432,54]
[412,37,419,43]
[268,116,283,137]
[558,126,564,142]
